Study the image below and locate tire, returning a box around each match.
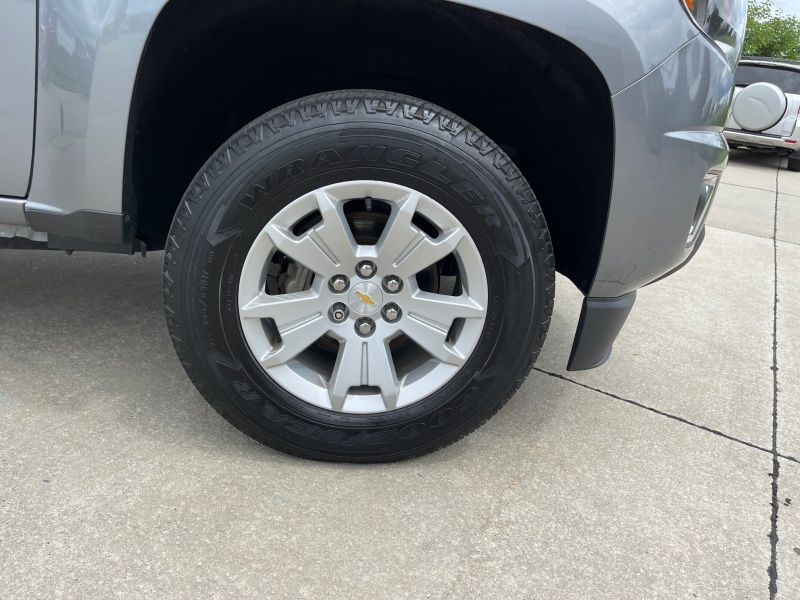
[163,90,554,462]
[789,156,800,172]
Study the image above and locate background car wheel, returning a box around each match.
[163,90,555,462]
[789,156,800,172]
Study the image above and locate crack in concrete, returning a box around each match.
[531,367,799,466]
[768,162,781,600]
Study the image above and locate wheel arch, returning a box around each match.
[125,0,616,293]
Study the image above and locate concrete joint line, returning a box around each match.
[532,367,799,466]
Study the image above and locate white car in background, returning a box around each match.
[725,57,800,171]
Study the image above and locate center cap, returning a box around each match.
[348,282,383,316]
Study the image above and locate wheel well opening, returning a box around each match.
[127,0,613,293]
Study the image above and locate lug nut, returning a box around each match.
[383,303,401,322]
[356,317,374,336]
[330,303,349,323]
[330,275,349,292]
[357,261,375,278]
[383,275,402,293]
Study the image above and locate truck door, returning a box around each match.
[0,0,37,198]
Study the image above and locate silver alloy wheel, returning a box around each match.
[238,180,488,414]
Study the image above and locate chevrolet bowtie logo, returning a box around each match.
[355,291,377,306]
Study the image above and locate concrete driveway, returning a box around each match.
[1,150,798,599]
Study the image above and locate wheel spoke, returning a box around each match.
[262,192,355,277]
[328,338,399,411]
[312,189,358,268]
[406,290,485,325]
[258,311,330,368]
[328,339,362,411]
[239,290,325,327]
[367,340,400,410]
[377,193,422,265]
[400,313,467,366]
[263,223,340,276]
[391,228,466,277]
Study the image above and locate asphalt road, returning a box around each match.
[1,150,798,599]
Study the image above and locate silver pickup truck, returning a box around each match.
[0,0,747,462]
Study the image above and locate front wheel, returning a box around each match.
[163,90,554,462]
